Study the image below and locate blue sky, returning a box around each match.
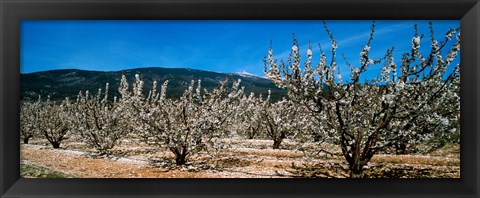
[21,20,459,79]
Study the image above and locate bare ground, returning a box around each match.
[20,137,460,178]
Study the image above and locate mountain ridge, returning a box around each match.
[21,67,287,102]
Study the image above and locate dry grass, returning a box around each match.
[20,138,460,178]
[21,145,213,178]
[371,154,460,166]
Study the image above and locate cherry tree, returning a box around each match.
[20,97,41,144]
[235,92,267,139]
[74,82,130,155]
[236,91,314,149]
[264,21,460,177]
[262,95,308,149]
[124,74,244,165]
[36,96,75,148]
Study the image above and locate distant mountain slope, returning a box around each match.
[21,67,287,102]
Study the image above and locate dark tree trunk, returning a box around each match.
[347,150,365,178]
[272,139,282,149]
[395,142,407,154]
[170,146,188,165]
[344,142,374,178]
[349,164,364,178]
[175,154,187,165]
[51,142,60,149]
[313,133,321,142]
[23,136,31,144]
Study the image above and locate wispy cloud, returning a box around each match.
[273,22,412,63]
[339,22,412,47]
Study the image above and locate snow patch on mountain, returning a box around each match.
[234,71,267,79]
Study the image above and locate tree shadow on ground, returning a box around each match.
[288,162,452,178]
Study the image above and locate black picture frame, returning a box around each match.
[1,0,479,197]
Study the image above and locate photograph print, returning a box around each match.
[20,20,460,178]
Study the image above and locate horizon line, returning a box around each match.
[20,66,266,76]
